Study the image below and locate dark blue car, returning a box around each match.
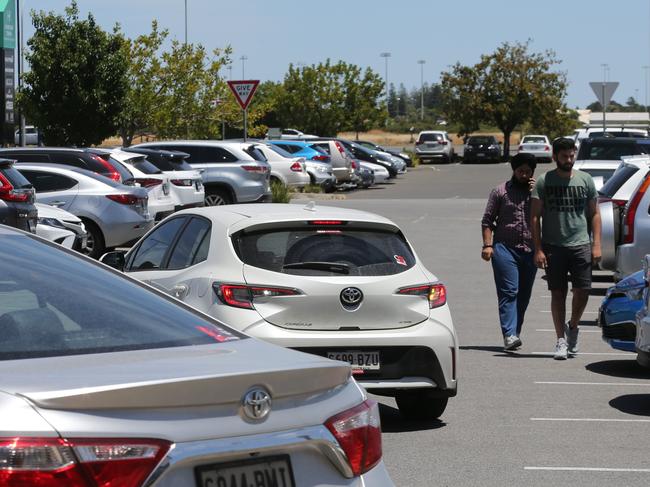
[599,270,645,352]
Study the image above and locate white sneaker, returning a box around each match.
[567,325,579,356]
[504,335,522,351]
[554,338,568,360]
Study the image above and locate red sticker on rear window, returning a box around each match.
[394,255,406,266]
[196,325,238,342]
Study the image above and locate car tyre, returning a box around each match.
[80,219,105,260]
[441,154,450,164]
[204,187,232,206]
[637,350,650,369]
[396,390,448,420]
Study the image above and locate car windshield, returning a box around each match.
[468,137,495,145]
[233,226,416,276]
[0,235,242,360]
[266,144,294,159]
[523,136,546,143]
[126,156,163,174]
[419,133,442,142]
[577,141,642,161]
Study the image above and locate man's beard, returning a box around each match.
[557,162,573,172]
[512,176,529,188]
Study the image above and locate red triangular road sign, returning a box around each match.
[227,80,260,110]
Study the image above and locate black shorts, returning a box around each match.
[543,244,592,290]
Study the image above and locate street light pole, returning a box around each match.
[380,52,391,124]
[240,55,248,79]
[417,60,425,121]
[227,64,233,81]
[643,66,650,113]
[184,0,187,44]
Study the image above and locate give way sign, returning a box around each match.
[227,80,260,110]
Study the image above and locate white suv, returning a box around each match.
[414,130,455,163]
[103,204,459,420]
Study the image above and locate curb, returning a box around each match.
[290,193,347,201]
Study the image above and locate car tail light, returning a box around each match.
[171,178,193,186]
[623,175,650,244]
[324,400,382,476]
[241,165,269,173]
[598,196,627,207]
[90,154,121,182]
[135,178,163,188]
[397,283,447,308]
[0,172,31,202]
[309,220,346,225]
[518,145,523,151]
[214,283,301,309]
[0,436,170,487]
[439,140,448,145]
[351,160,357,170]
[544,145,550,151]
[415,140,422,145]
[312,154,330,162]
[106,194,145,205]
[290,161,303,172]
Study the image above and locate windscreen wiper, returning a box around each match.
[282,261,350,274]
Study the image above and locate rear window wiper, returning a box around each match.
[282,261,350,274]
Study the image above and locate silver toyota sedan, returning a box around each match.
[0,225,393,486]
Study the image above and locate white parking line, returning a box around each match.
[539,310,597,314]
[534,328,600,333]
[525,467,650,472]
[535,381,650,386]
[531,417,650,423]
[530,352,628,356]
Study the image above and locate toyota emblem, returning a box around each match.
[340,287,363,309]
[241,387,272,422]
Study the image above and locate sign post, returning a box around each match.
[0,0,15,146]
[226,80,259,141]
[589,81,619,132]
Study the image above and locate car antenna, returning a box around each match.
[304,200,316,212]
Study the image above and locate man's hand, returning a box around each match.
[534,249,547,269]
[528,177,536,192]
[592,243,602,265]
[481,247,493,262]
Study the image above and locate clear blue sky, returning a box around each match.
[19,0,650,108]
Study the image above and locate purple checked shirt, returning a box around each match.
[481,180,533,253]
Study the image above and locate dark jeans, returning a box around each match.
[491,242,537,337]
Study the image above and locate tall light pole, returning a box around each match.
[380,52,391,100]
[240,55,248,79]
[417,60,426,120]
[600,63,609,82]
[643,65,650,112]
[227,64,233,81]
[184,0,188,44]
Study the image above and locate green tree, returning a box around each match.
[118,21,167,146]
[21,1,128,146]
[342,65,385,138]
[441,41,569,157]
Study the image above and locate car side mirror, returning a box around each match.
[100,251,126,271]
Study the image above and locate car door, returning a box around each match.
[125,216,212,309]
[18,169,79,210]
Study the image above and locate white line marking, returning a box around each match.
[530,352,628,356]
[525,467,650,472]
[539,310,597,314]
[535,381,650,386]
[534,328,600,333]
[531,417,650,423]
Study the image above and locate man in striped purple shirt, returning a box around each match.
[481,153,538,351]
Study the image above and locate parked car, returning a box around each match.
[255,143,310,189]
[576,137,645,164]
[0,147,134,184]
[338,140,400,177]
[116,147,205,211]
[308,139,356,184]
[615,169,650,280]
[266,140,337,191]
[110,150,176,222]
[598,269,644,352]
[414,130,455,163]
[635,255,650,368]
[597,156,650,271]
[13,125,41,146]
[271,127,318,139]
[133,141,271,206]
[356,140,413,167]
[102,204,458,420]
[352,160,374,188]
[573,160,621,189]
[360,161,390,183]
[16,164,152,258]
[0,158,37,233]
[35,202,87,250]
[0,225,393,486]
[517,135,551,163]
[463,135,501,163]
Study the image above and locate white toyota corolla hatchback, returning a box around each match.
[104,203,458,419]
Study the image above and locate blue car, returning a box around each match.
[267,140,331,163]
[599,270,645,352]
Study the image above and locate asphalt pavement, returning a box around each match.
[310,163,650,487]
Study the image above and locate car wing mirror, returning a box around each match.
[100,251,126,271]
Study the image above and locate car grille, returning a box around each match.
[602,322,636,341]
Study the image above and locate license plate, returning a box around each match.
[477,153,485,157]
[528,145,541,150]
[327,350,381,370]
[195,455,295,487]
[163,183,170,195]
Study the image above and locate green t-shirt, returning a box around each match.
[532,169,597,247]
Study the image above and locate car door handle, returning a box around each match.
[171,284,189,299]
[49,201,67,208]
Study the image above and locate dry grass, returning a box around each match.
[337,129,523,147]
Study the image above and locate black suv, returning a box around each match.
[463,135,501,163]
[0,148,133,183]
[0,159,37,233]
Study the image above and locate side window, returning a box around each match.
[127,217,187,271]
[17,170,78,192]
[167,217,211,270]
[313,143,331,154]
[206,147,238,162]
[55,154,89,169]
[169,146,204,163]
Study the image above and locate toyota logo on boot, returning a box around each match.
[340,287,363,309]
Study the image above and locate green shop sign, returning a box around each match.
[0,0,15,50]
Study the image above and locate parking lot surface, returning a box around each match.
[314,163,650,487]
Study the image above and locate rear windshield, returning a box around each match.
[418,133,442,142]
[580,168,616,183]
[244,146,267,162]
[0,165,33,189]
[468,136,496,145]
[127,157,163,174]
[0,236,241,360]
[588,131,647,138]
[522,136,546,143]
[577,141,642,161]
[148,156,194,172]
[266,144,294,159]
[233,226,416,276]
[599,165,640,197]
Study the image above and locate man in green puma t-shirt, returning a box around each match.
[531,137,601,360]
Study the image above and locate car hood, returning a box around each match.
[35,203,82,223]
[0,339,351,410]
